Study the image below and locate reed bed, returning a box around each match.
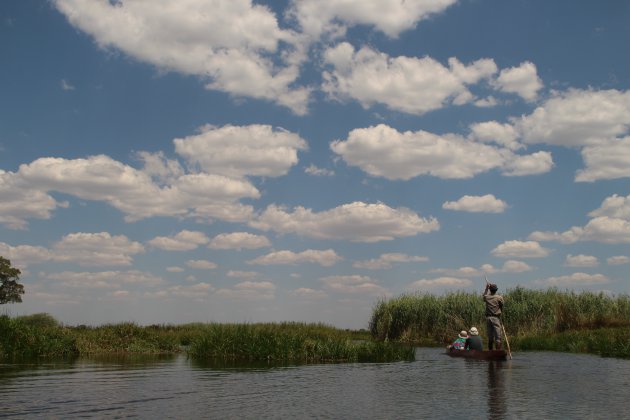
[0,315,412,363]
[187,322,414,363]
[369,287,630,345]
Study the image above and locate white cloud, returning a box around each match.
[442,194,508,213]
[148,230,209,251]
[167,282,214,299]
[252,201,439,242]
[208,232,271,250]
[227,270,259,279]
[408,277,473,291]
[248,249,341,267]
[13,154,259,225]
[43,270,164,288]
[186,260,218,270]
[432,260,533,277]
[215,281,276,301]
[331,124,551,180]
[54,0,310,114]
[491,240,550,258]
[60,79,75,91]
[289,288,327,299]
[0,243,53,268]
[167,266,185,273]
[565,254,599,267]
[52,232,145,266]
[469,121,521,151]
[0,170,66,229]
[174,124,308,178]
[529,194,630,244]
[534,272,609,287]
[304,164,334,177]
[502,151,554,177]
[607,256,629,265]
[493,61,542,102]
[516,89,630,148]
[289,0,457,39]
[322,43,497,115]
[353,253,428,270]
[576,137,630,182]
[320,275,389,297]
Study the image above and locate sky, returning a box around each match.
[1,0,629,329]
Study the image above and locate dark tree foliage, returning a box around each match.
[0,256,25,304]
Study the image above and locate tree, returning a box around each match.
[0,256,25,304]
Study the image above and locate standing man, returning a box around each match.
[483,282,504,350]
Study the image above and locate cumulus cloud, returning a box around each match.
[320,275,389,297]
[289,288,327,299]
[208,232,271,250]
[186,260,218,270]
[353,253,428,270]
[289,0,457,39]
[0,242,53,269]
[52,232,145,267]
[331,124,552,180]
[174,124,308,178]
[215,281,276,301]
[322,43,497,115]
[433,260,533,277]
[148,230,209,251]
[227,270,259,279]
[166,282,214,300]
[607,256,629,265]
[534,272,609,287]
[491,240,550,258]
[469,121,521,151]
[408,277,473,291]
[442,194,508,213]
[576,136,630,182]
[493,61,542,102]
[247,249,341,267]
[14,155,259,224]
[251,201,439,242]
[53,0,310,113]
[565,254,599,267]
[0,170,66,229]
[43,270,164,288]
[529,194,630,244]
[516,89,630,148]
[304,164,334,177]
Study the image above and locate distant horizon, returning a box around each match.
[1,0,629,329]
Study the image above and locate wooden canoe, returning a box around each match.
[446,349,507,361]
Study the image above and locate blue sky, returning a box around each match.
[1,0,629,329]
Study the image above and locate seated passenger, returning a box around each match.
[465,327,483,351]
[448,330,468,350]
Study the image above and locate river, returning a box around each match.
[1,347,628,419]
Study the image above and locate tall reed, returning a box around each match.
[369,287,630,343]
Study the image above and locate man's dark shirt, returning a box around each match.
[465,335,483,351]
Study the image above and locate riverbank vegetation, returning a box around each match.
[369,287,630,358]
[0,315,413,363]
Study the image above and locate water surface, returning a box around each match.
[1,348,628,419]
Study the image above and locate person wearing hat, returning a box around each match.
[484,283,504,350]
[448,330,468,350]
[465,326,483,351]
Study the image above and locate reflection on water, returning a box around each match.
[1,348,629,419]
[487,361,507,420]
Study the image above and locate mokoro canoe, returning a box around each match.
[446,349,507,361]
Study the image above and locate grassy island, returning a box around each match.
[369,287,630,358]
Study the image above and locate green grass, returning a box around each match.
[0,315,412,363]
[186,322,414,362]
[369,287,630,348]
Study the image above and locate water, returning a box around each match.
[1,348,628,419]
